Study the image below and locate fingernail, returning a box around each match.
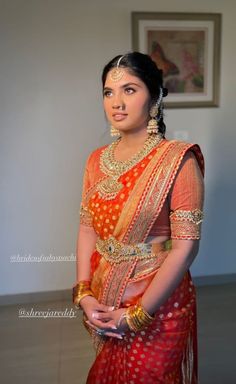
[108,306,115,311]
[117,335,123,339]
[92,312,98,319]
[111,325,117,330]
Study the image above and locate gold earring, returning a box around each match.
[147,105,159,135]
[110,125,120,137]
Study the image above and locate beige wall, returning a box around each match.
[1,0,236,294]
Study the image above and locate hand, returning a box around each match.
[88,307,129,337]
[81,296,128,339]
[80,296,121,339]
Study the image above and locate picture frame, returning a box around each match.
[132,12,221,108]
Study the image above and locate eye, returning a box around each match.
[103,90,113,98]
[124,87,136,95]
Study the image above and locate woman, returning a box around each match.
[73,52,204,384]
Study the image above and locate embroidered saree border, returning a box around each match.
[119,141,203,244]
[126,141,195,243]
[113,139,169,241]
[100,261,137,308]
[94,260,137,353]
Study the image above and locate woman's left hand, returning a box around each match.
[86,307,129,339]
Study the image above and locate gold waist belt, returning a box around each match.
[96,236,169,264]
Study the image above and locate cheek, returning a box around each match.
[103,100,111,116]
[135,98,150,118]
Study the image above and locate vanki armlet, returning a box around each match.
[170,209,204,240]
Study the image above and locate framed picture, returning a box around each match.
[132,12,221,108]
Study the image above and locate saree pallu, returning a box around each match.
[82,140,204,384]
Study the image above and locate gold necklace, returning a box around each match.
[97,134,163,200]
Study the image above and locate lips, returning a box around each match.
[112,113,128,121]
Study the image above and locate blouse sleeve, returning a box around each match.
[79,155,94,227]
[169,150,204,240]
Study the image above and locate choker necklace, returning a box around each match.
[97,134,163,200]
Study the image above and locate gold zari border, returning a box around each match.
[171,221,201,240]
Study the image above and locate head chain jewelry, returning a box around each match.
[109,55,125,82]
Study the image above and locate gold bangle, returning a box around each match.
[74,290,94,309]
[125,300,154,332]
[72,281,94,309]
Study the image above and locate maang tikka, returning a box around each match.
[109,55,125,136]
[147,88,163,135]
[109,55,125,82]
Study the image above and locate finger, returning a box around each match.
[97,304,115,312]
[85,321,121,339]
[105,332,123,339]
[86,319,117,331]
[92,318,117,329]
[92,312,113,321]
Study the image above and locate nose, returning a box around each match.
[112,94,125,110]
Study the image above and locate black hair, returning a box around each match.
[102,52,168,135]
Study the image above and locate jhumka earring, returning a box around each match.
[147,88,163,135]
[110,125,120,137]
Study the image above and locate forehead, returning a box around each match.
[104,67,145,88]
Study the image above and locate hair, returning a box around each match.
[102,52,168,135]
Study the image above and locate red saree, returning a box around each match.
[80,139,204,384]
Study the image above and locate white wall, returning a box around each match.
[1,0,236,295]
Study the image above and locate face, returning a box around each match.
[103,68,151,134]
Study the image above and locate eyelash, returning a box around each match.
[103,90,112,97]
[103,87,136,97]
[125,87,136,94]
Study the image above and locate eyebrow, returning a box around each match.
[103,82,142,90]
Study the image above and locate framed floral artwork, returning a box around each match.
[132,12,221,108]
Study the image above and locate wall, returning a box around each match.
[1,0,236,295]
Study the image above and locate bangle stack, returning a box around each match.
[73,280,94,309]
[125,299,154,332]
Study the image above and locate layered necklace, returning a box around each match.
[98,133,163,200]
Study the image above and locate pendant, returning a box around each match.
[97,177,123,200]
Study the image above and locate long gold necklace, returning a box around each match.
[97,134,163,200]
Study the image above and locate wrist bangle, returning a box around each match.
[74,291,94,309]
[72,280,94,309]
[125,299,154,332]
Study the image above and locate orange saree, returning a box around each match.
[79,138,204,384]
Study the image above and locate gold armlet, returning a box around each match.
[125,299,154,332]
[170,209,204,225]
[72,281,94,309]
[170,209,204,240]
